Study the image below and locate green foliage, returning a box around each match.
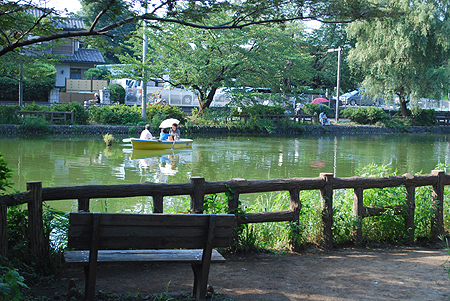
[441,238,450,279]
[190,107,231,126]
[0,105,21,124]
[231,104,285,115]
[103,133,114,145]
[203,193,228,214]
[347,0,450,115]
[21,116,51,132]
[410,107,435,126]
[0,154,13,195]
[302,103,331,117]
[0,77,18,101]
[89,104,141,125]
[341,107,390,125]
[118,16,313,110]
[107,83,126,104]
[0,76,54,103]
[84,67,110,80]
[51,102,90,125]
[145,104,186,128]
[0,267,29,301]
[6,205,66,276]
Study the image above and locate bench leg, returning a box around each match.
[191,263,207,301]
[84,265,98,301]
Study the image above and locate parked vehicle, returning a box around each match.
[340,90,380,106]
[111,79,200,107]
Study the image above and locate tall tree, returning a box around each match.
[347,0,450,116]
[78,0,137,63]
[0,0,391,57]
[117,16,314,110]
[305,23,358,95]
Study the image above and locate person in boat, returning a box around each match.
[140,124,158,140]
[159,128,170,141]
[168,123,180,141]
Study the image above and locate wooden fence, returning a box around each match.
[0,171,449,262]
[15,110,74,124]
[231,114,316,124]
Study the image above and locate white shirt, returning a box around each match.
[140,129,153,140]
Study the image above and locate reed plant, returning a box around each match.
[201,164,450,252]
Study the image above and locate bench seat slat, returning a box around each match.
[68,236,233,250]
[64,249,226,264]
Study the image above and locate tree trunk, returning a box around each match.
[398,92,409,117]
[197,87,218,114]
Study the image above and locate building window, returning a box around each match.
[71,69,81,79]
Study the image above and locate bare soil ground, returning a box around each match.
[28,246,450,301]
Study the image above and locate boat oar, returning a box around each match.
[171,139,176,150]
[122,138,131,143]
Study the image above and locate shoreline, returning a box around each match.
[1,123,450,136]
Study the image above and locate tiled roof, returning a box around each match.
[60,49,105,64]
[55,18,85,31]
[28,9,85,30]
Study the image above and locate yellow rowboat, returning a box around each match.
[130,138,193,150]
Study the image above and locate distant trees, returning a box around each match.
[0,0,390,57]
[117,15,313,110]
[347,0,450,116]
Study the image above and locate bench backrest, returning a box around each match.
[67,212,236,250]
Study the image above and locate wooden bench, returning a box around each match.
[64,212,236,301]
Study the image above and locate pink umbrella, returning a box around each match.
[311,98,329,103]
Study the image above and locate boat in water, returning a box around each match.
[130,138,193,150]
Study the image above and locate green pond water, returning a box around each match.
[1,133,449,213]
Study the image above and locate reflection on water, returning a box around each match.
[124,148,195,183]
[1,134,449,212]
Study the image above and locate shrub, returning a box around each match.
[89,104,141,125]
[341,107,390,125]
[0,105,21,124]
[302,103,331,117]
[108,84,126,104]
[0,154,13,195]
[145,104,186,126]
[52,102,89,125]
[410,107,435,126]
[21,116,52,132]
[0,77,18,101]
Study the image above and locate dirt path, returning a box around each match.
[29,247,450,300]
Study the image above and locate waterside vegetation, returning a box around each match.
[0,102,440,135]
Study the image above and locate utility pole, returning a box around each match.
[141,1,148,121]
[327,47,341,123]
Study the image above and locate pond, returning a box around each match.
[1,133,449,212]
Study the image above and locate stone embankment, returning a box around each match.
[0,124,450,136]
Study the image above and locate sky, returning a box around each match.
[37,0,82,15]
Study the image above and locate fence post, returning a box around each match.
[289,188,301,252]
[27,181,45,262]
[78,198,90,212]
[431,170,445,238]
[0,205,7,257]
[405,186,415,244]
[320,173,333,250]
[153,195,164,213]
[190,177,205,213]
[352,187,364,246]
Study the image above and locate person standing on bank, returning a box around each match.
[140,124,157,140]
[168,123,180,141]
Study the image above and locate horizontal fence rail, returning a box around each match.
[0,172,449,259]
